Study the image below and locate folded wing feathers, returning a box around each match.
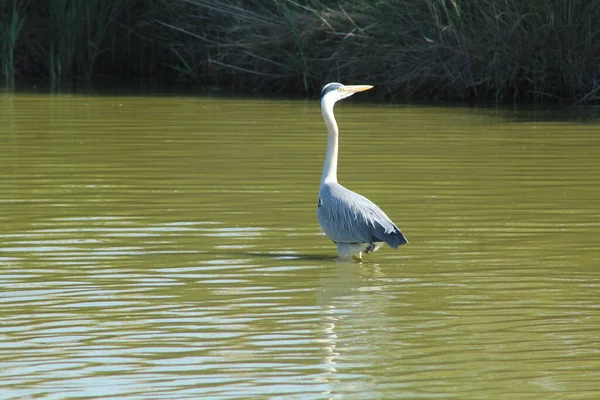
[331,185,407,248]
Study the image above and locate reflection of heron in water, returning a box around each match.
[316,83,408,261]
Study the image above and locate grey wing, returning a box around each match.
[317,185,407,248]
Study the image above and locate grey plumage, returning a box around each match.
[317,183,407,248]
[316,82,407,260]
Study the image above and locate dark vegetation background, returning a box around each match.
[2,0,600,103]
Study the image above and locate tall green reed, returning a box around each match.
[47,0,123,82]
[0,0,25,87]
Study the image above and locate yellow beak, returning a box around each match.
[342,85,374,93]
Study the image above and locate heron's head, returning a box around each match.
[320,82,373,107]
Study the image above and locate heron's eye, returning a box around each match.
[337,87,342,91]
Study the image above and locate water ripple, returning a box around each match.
[1,95,599,398]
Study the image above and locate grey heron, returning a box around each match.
[316,82,408,261]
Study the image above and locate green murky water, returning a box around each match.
[1,92,599,399]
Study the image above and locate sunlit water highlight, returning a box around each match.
[1,93,599,399]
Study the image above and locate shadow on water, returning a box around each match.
[241,251,338,262]
[238,251,394,265]
[221,246,405,264]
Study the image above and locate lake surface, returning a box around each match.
[1,91,599,399]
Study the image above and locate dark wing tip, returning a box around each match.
[391,230,408,248]
[372,226,408,249]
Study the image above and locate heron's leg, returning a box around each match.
[336,243,364,259]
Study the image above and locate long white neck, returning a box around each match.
[320,98,339,186]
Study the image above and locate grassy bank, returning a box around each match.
[2,0,600,103]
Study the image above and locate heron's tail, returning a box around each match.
[373,225,408,249]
